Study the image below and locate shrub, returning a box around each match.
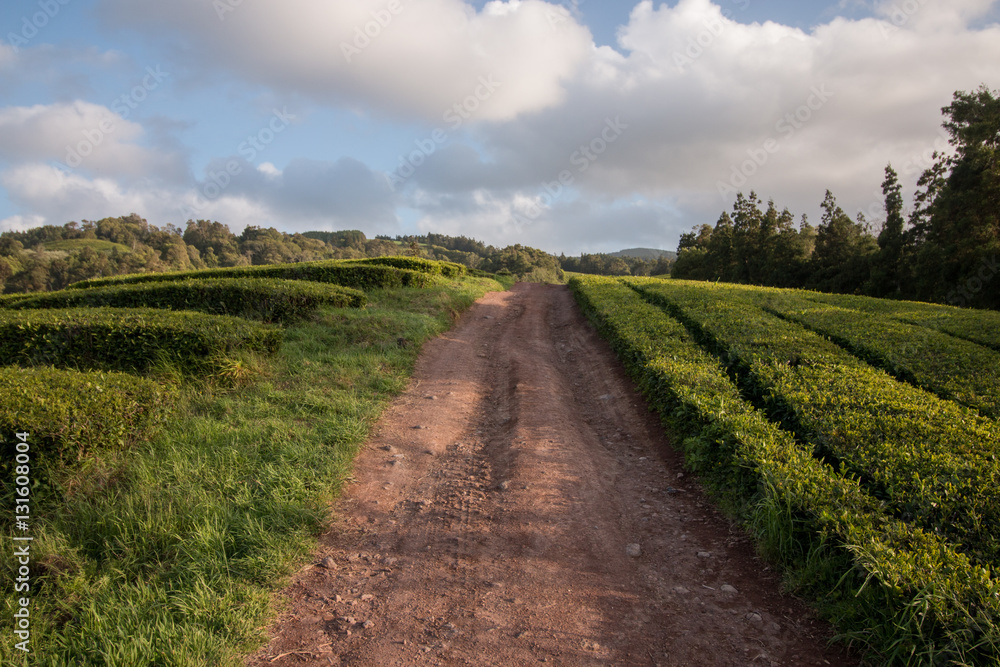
[10,278,366,323]
[0,366,175,464]
[0,308,282,375]
[66,260,434,292]
[345,256,467,278]
[570,275,1000,664]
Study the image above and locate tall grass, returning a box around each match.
[0,276,502,666]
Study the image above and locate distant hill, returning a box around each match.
[43,239,132,254]
[610,248,676,261]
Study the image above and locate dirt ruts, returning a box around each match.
[248,282,855,666]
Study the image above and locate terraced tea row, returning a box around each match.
[569,275,1000,664]
[0,367,175,465]
[0,308,282,375]
[805,291,1000,352]
[65,257,453,292]
[746,288,1000,419]
[630,278,1000,568]
[5,278,366,324]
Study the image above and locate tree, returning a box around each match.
[912,85,1000,308]
[869,164,908,297]
[808,191,877,293]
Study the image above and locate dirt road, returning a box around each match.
[249,283,854,666]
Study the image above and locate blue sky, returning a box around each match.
[1,0,998,254]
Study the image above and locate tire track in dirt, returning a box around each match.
[248,283,855,666]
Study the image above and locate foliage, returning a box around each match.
[559,250,675,277]
[633,279,1000,569]
[570,275,1000,664]
[673,84,1000,311]
[673,193,817,287]
[65,260,434,292]
[0,275,503,666]
[7,278,366,324]
[805,290,1000,353]
[343,256,467,278]
[0,366,175,466]
[753,289,1000,419]
[0,308,282,375]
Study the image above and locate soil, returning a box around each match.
[247,283,857,666]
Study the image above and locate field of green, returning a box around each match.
[570,276,1000,666]
[0,257,507,665]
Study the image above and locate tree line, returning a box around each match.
[0,217,578,293]
[673,85,999,310]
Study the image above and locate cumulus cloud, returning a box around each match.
[411,186,677,254]
[0,102,187,182]
[0,41,16,69]
[6,1,1000,251]
[0,214,45,233]
[97,0,593,122]
[181,155,401,233]
[0,157,402,237]
[413,0,1000,236]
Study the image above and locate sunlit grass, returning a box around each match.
[0,276,502,666]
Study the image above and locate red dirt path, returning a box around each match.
[248,283,856,666]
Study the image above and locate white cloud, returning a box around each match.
[0,214,45,233]
[0,102,186,182]
[6,1,1000,252]
[419,0,1000,237]
[0,153,402,237]
[97,0,593,122]
[0,41,16,69]
[412,187,676,254]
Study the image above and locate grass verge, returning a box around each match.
[0,275,503,666]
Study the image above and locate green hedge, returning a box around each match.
[66,260,434,292]
[570,275,1000,664]
[0,308,282,375]
[754,289,1000,419]
[0,366,175,464]
[806,291,1000,353]
[631,278,1000,568]
[345,256,467,278]
[8,278,366,324]
[0,293,34,308]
